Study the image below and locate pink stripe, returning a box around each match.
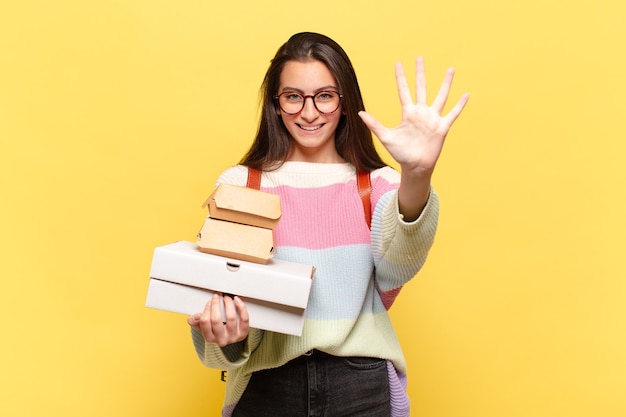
[268,183,370,249]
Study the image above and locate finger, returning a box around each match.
[415,56,427,105]
[187,313,201,328]
[394,61,413,107]
[198,295,217,340]
[431,67,455,114]
[222,295,238,329]
[443,93,470,126]
[198,294,215,323]
[202,293,222,336]
[234,296,250,333]
[210,293,225,325]
[358,110,388,140]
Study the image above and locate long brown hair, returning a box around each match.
[239,32,386,172]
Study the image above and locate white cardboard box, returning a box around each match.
[146,240,315,336]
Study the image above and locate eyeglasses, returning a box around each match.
[274,90,343,115]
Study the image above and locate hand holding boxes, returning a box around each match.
[146,184,315,336]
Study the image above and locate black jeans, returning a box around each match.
[232,350,391,417]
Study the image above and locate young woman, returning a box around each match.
[187,32,469,417]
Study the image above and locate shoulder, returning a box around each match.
[370,165,400,181]
[370,165,400,194]
[216,165,249,187]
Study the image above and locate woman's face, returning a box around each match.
[277,60,344,163]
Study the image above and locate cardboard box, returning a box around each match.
[197,217,275,264]
[202,184,281,230]
[145,240,315,336]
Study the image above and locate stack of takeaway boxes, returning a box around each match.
[145,184,315,336]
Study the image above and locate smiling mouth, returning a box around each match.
[298,124,323,131]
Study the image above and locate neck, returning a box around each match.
[287,146,345,163]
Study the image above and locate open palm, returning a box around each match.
[359,57,469,176]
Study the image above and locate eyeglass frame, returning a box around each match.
[273,90,344,115]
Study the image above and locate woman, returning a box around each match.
[188,32,469,417]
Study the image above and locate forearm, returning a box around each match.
[372,188,439,290]
[397,169,432,222]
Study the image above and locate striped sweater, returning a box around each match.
[191,161,439,417]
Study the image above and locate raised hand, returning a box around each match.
[359,56,469,175]
[359,57,469,220]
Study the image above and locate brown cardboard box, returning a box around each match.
[145,240,315,336]
[202,183,281,230]
[197,217,274,264]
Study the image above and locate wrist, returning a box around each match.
[398,171,432,222]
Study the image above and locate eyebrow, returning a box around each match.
[279,85,339,94]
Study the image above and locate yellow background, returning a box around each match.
[1,0,625,416]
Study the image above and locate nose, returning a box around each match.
[300,96,319,121]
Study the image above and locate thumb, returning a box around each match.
[187,314,200,328]
[358,110,386,138]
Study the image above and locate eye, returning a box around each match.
[283,92,303,102]
[316,91,337,101]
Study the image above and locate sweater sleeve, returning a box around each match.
[191,327,265,370]
[371,186,439,292]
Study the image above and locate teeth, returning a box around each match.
[300,124,322,131]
